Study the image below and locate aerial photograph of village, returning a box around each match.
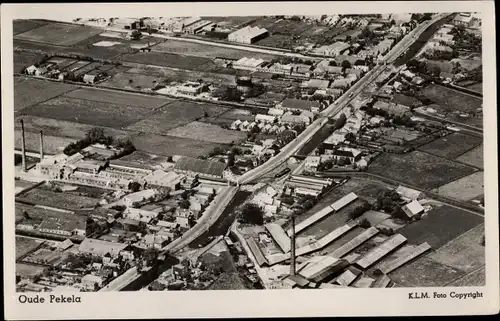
[13,12,485,292]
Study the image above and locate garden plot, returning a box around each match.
[15,22,103,46]
[166,121,247,144]
[420,84,482,114]
[367,151,477,190]
[16,263,47,278]
[22,96,154,129]
[15,78,78,112]
[14,51,46,73]
[16,236,44,260]
[418,132,482,160]
[17,187,100,210]
[398,205,483,249]
[455,144,483,169]
[432,171,484,201]
[427,223,484,273]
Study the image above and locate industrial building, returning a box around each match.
[174,156,227,180]
[228,26,269,44]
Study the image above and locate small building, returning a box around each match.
[233,57,265,70]
[396,185,424,201]
[177,81,204,96]
[331,147,362,164]
[268,108,285,116]
[278,98,321,112]
[312,42,351,57]
[83,74,99,84]
[142,170,184,190]
[401,200,425,220]
[280,114,310,125]
[228,26,269,44]
[124,208,158,224]
[122,189,158,208]
[304,156,321,172]
[301,79,330,90]
[255,114,276,123]
[81,274,104,290]
[174,156,227,180]
[78,238,130,257]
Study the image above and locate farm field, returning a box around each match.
[418,132,482,159]
[15,115,131,142]
[21,96,155,129]
[151,39,279,60]
[131,133,230,158]
[367,151,477,190]
[447,267,485,286]
[14,77,78,112]
[16,236,44,260]
[455,144,483,169]
[119,51,224,72]
[17,187,100,210]
[13,19,50,35]
[427,223,485,273]
[15,180,37,195]
[126,101,228,133]
[101,72,166,91]
[389,255,466,287]
[14,51,46,73]
[432,171,484,201]
[72,33,164,53]
[398,205,483,249]
[14,39,121,60]
[463,82,483,93]
[63,88,173,109]
[15,129,77,155]
[115,151,169,168]
[391,93,422,107]
[166,121,246,144]
[14,22,103,46]
[419,84,482,114]
[323,178,392,204]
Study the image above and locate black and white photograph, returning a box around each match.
[2,1,498,319]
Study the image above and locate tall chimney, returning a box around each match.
[20,119,27,172]
[290,215,296,276]
[39,130,44,160]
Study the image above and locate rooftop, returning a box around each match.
[79,238,129,257]
[174,156,227,177]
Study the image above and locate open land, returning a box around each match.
[367,151,477,190]
[398,205,483,248]
[17,188,100,210]
[14,39,120,60]
[418,132,482,160]
[13,20,50,35]
[21,96,155,129]
[130,133,229,158]
[420,84,482,114]
[16,263,48,277]
[427,223,485,273]
[151,39,280,60]
[455,144,484,169]
[166,121,247,144]
[14,22,103,46]
[15,129,77,154]
[447,267,485,286]
[72,33,163,53]
[14,77,78,112]
[14,52,46,73]
[432,171,484,201]
[126,101,228,133]
[16,236,44,260]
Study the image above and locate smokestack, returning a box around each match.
[290,215,296,276]
[39,130,44,160]
[20,119,27,172]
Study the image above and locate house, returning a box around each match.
[268,108,285,116]
[177,81,204,96]
[175,209,193,229]
[301,79,330,90]
[25,65,39,75]
[281,114,310,125]
[255,114,276,123]
[124,208,158,223]
[304,156,321,172]
[81,274,104,290]
[122,189,158,208]
[142,170,184,190]
[324,131,347,148]
[401,200,425,219]
[312,60,344,76]
[174,156,227,179]
[228,26,269,44]
[233,57,266,70]
[312,42,351,57]
[115,218,141,231]
[331,147,362,164]
[230,119,242,130]
[83,74,99,84]
[138,234,170,249]
[393,81,403,91]
[334,55,359,66]
[452,13,474,27]
[38,214,86,237]
[331,78,352,89]
[300,110,315,122]
[279,98,321,112]
[396,186,424,201]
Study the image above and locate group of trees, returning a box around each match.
[373,190,402,215]
[410,13,433,23]
[450,25,482,53]
[63,127,136,158]
[238,203,264,225]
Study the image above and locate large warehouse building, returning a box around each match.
[228,26,269,44]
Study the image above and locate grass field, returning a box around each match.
[15,129,77,154]
[15,115,131,142]
[22,96,154,129]
[15,78,78,112]
[63,88,172,109]
[101,72,165,91]
[72,33,163,53]
[16,236,44,260]
[392,93,422,107]
[398,205,483,249]
[166,121,246,144]
[151,39,279,60]
[13,51,46,73]
[418,132,482,160]
[368,151,477,190]
[14,22,103,46]
[13,20,50,35]
[126,66,241,86]
[14,39,120,60]
[389,255,466,287]
[120,51,218,71]
[455,144,483,169]
[427,223,484,273]
[464,82,483,93]
[420,84,482,114]
[126,101,228,133]
[432,171,484,201]
[17,187,100,210]
[131,133,230,158]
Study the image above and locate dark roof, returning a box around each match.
[174,156,227,177]
[117,218,141,226]
[246,237,268,267]
[281,98,320,111]
[333,150,355,157]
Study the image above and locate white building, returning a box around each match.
[228,26,269,44]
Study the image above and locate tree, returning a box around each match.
[179,199,190,209]
[238,203,264,225]
[129,181,141,192]
[341,60,352,69]
[281,196,295,206]
[328,60,338,66]
[227,153,235,167]
[22,210,30,220]
[345,132,356,142]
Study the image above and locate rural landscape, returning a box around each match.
[13,12,485,292]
